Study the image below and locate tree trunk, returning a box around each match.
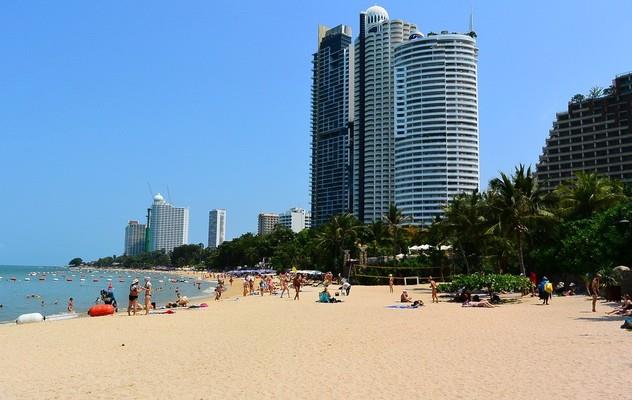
[517,234,526,276]
[459,244,470,274]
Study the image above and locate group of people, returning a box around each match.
[127,277,152,316]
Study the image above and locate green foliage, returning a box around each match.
[437,273,531,293]
[68,257,83,267]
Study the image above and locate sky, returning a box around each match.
[1,0,632,265]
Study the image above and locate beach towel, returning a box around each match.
[385,304,420,310]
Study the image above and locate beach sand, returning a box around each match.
[1,282,630,400]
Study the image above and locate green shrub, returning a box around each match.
[437,273,531,293]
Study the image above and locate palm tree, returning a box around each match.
[555,172,626,219]
[438,191,487,273]
[364,220,390,256]
[315,213,364,274]
[487,165,554,275]
[383,204,411,255]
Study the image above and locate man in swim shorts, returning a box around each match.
[128,278,140,316]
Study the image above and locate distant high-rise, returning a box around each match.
[311,24,354,227]
[257,213,279,235]
[124,220,146,256]
[353,6,417,223]
[148,193,189,253]
[536,72,632,191]
[393,30,480,225]
[278,208,312,233]
[207,209,226,249]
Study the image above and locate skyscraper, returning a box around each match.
[207,209,226,249]
[278,208,312,233]
[536,72,632,191]
[311,24,354,227]
[257,213,279,236]
[148,193,189,253]
[124,220,146,256]
[393,29,480,225]
[353,6,417,223]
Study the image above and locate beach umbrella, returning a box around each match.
[613,266,630,272]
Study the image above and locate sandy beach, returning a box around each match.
[1,281,630,400]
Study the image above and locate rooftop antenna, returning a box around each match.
[146,182,154,197]
[167,185,172,204]
[469,9,474,32]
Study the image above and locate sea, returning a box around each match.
[0,265,215,322]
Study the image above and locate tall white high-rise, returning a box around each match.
[353,6,417,223]
[393,30,479,225]
[148,193,189,253]
[124,220,146,256]
[207,209,226,249]
[278,208,312,233]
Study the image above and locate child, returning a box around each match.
[67,297,74,312]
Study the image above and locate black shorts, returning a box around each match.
[129,295,138,301]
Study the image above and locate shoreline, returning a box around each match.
[0,284,628,399]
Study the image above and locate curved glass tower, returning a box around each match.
[393,31,479,225]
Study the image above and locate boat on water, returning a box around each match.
[92,279,99,282]
[53,278,59,281]
[24,278,31,281]
[10,277,17,281]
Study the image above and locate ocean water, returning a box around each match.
[0,265,215,322]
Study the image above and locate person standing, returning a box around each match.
[144,277,152,315]
[429,276,439,303]
[293,274,302,300]
[388,274,394,294]
[591,273,601,312]
[280,273,290,299]
[128,278,140,316]
[67,297,74,312]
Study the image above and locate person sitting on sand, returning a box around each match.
[400,290,423,306]
[607,294,632,315]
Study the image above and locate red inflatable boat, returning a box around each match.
[88,304,115,317]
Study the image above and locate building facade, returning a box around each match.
[393,30,480,225]
[536,73,632,191]
[278,208,312,233]
[257,213,279,236]
[207,209,226,249]
[311,24,354,227]
[148,193,189,253]
[353,6,417,223]
[124,220,146,256]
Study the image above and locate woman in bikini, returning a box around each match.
[144,277,152,315]
[128,278,140,316]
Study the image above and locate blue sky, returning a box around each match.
[1,0,632,265]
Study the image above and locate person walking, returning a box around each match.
[591,273,601,312]
[293,274,302,300]
[128,278,140,316]
[280,273,290,299]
